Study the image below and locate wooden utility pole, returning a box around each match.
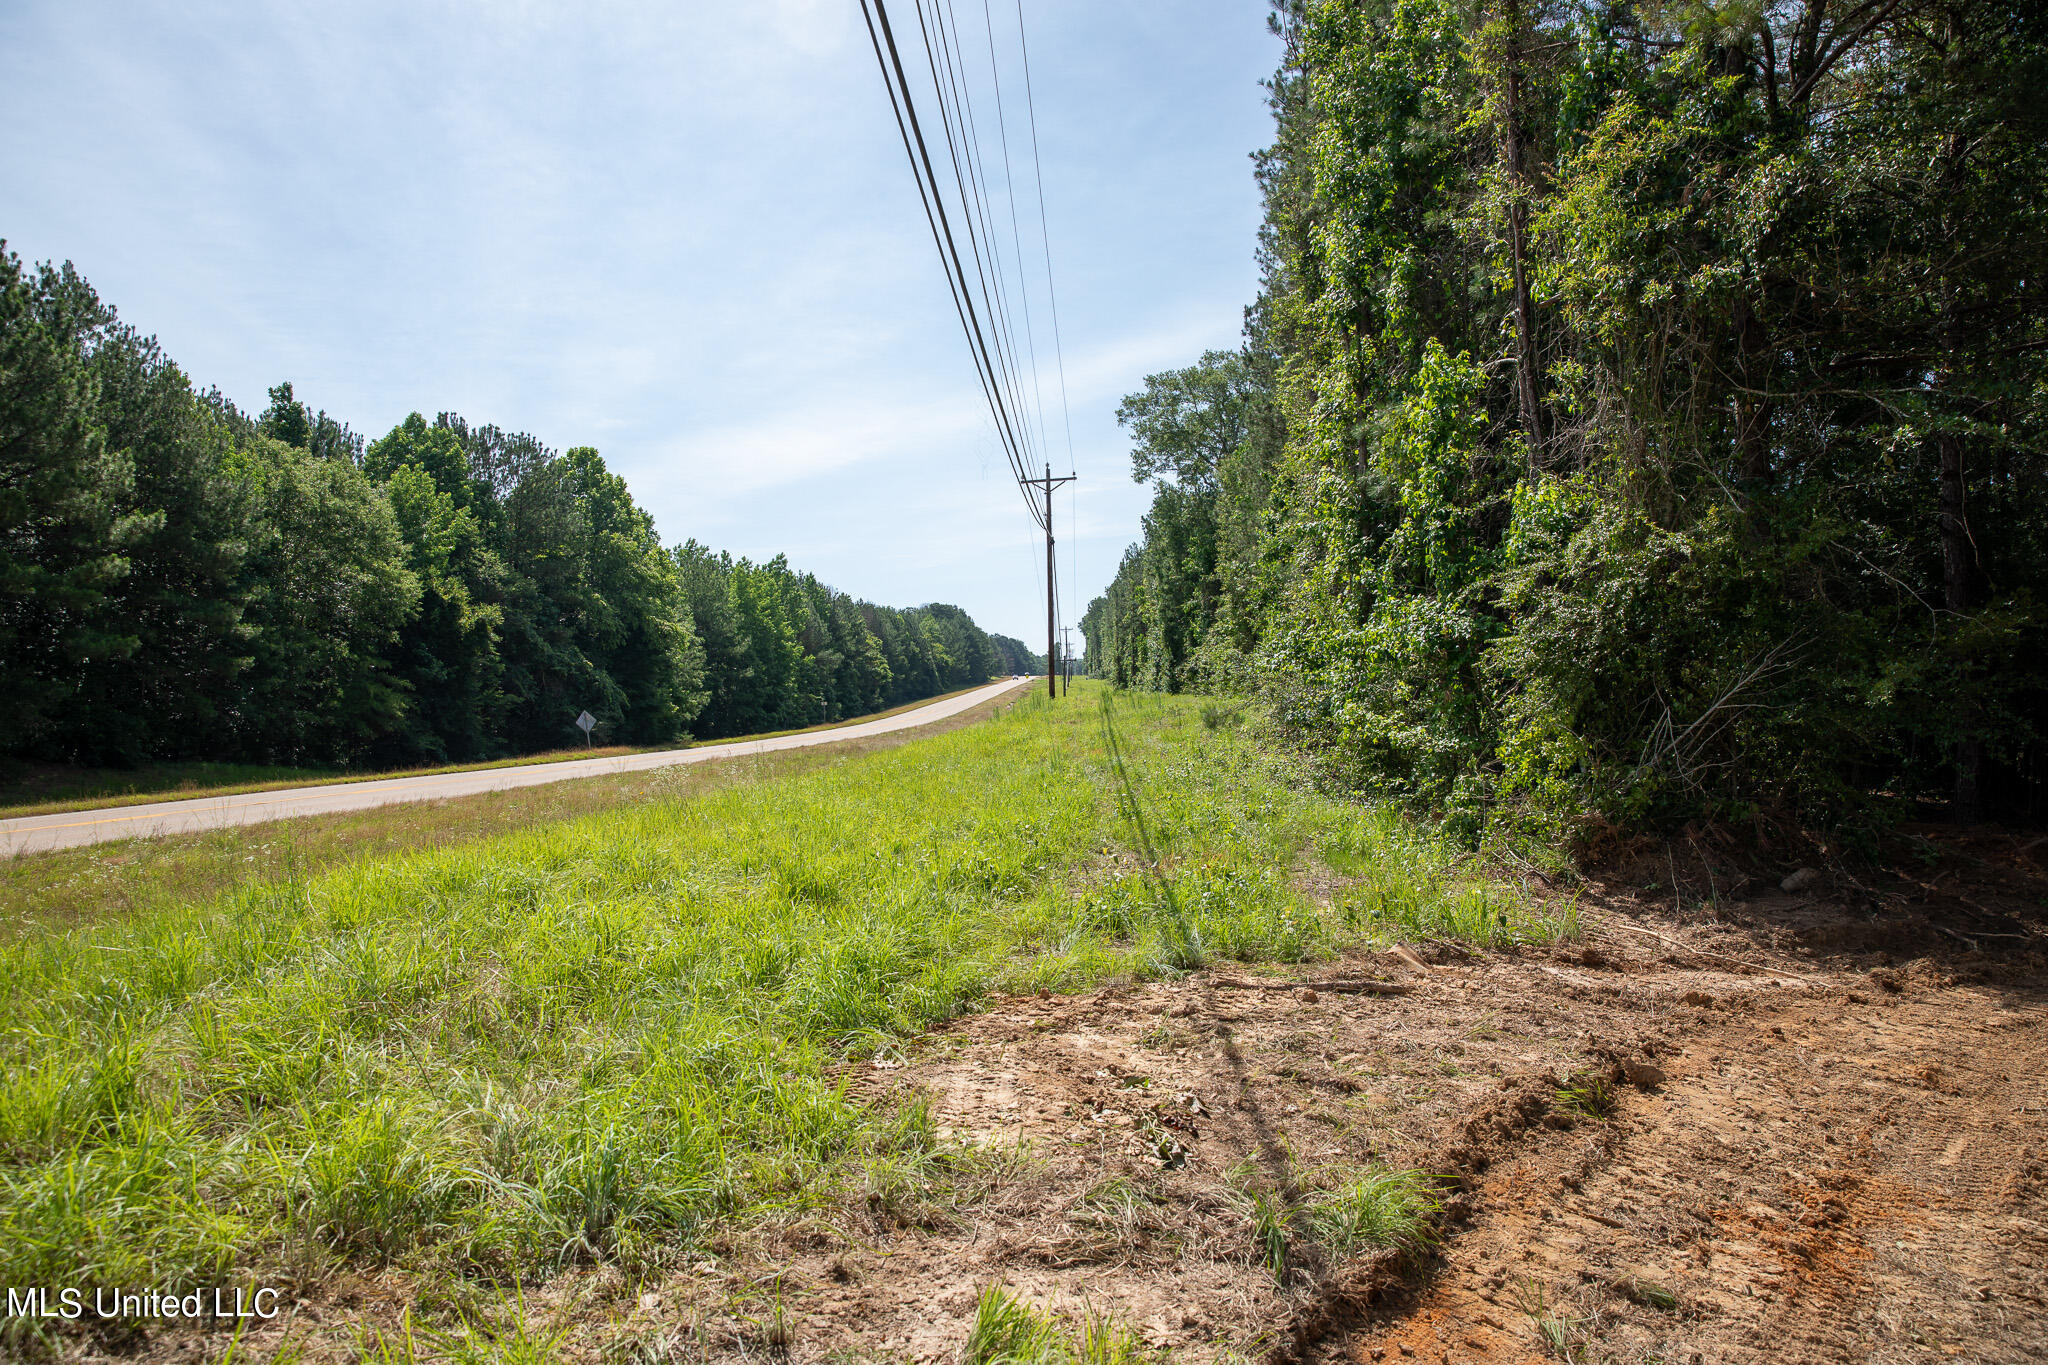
[1061,627,1075,696]
[1025,463,1076,700]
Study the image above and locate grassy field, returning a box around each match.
[0,684,1568,1358]
[0,683,997,820]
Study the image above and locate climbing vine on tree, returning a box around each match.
[1087,0,2048,843]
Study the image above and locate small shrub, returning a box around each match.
[1553,1073,1616,1122]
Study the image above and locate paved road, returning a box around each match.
[1,677,1035,857]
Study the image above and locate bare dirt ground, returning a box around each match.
[1328,829,2048,1365]
[628,826,2048,1365]
[60,826,2048,1364]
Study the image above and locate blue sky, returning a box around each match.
[0,0,1280,649]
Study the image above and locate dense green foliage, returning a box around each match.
[0,250,1002,766]
[672,543,1005,738]
[1088,0,2048,841]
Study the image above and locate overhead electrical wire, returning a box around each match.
[917,0,1041,482]
[975,0,1056,474]
[938,0,1051,475]
[858,0,1082,673]
[856,0,1044,528]
[1012,0,1081,643]
[1013,0,1077,477]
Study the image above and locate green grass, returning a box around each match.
[0,692,1019,940]
[1553,1072,1618,1122]
[0,683,997,819]
[1298,1165,1441,1259]
[1249,1185,1291,1282]
[0,684,1551,1304]
[1325,811,1579,948]
[962,1286,1153,1365]
[1227,1149,1440,1287]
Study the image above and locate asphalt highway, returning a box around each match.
[0,676,1035,857]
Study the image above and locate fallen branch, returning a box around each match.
[1208,976,1413,997]
[1933,924,1981,952]
[1599,920,1810,981]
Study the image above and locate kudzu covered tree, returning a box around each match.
[1090,0,2048,840]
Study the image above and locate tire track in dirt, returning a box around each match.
[1333,976,2048,1365]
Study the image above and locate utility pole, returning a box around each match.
[1060,627,1074,696]
[1024,462,1076,700]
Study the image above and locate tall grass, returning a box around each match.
[1097,693,1204,971]
[1325,807,1579,947]
[963,1286,1152,1365]
[1298,1166,1441,1259]
[0,684,1543,1293]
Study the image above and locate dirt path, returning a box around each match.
[1344,973,2048,1364]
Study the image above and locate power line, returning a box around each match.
[1014,0,1077,475]
[926,0,1042,473]
[976,0,1056,482]
[1012,0,1080,640]
[918,0,1036,474]
[858,0,1080,690]
[861,0,1047,512]
[858,0,1044,528]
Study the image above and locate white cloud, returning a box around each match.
[1,0,1279,642]
[636,303,1243,507]
[648,388,989,499]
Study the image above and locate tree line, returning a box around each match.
[1,248,1017,767]
[1086,0,2047,842]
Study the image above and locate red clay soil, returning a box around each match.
[1319,829,2048,1365]
[1340,975,2046,1364]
